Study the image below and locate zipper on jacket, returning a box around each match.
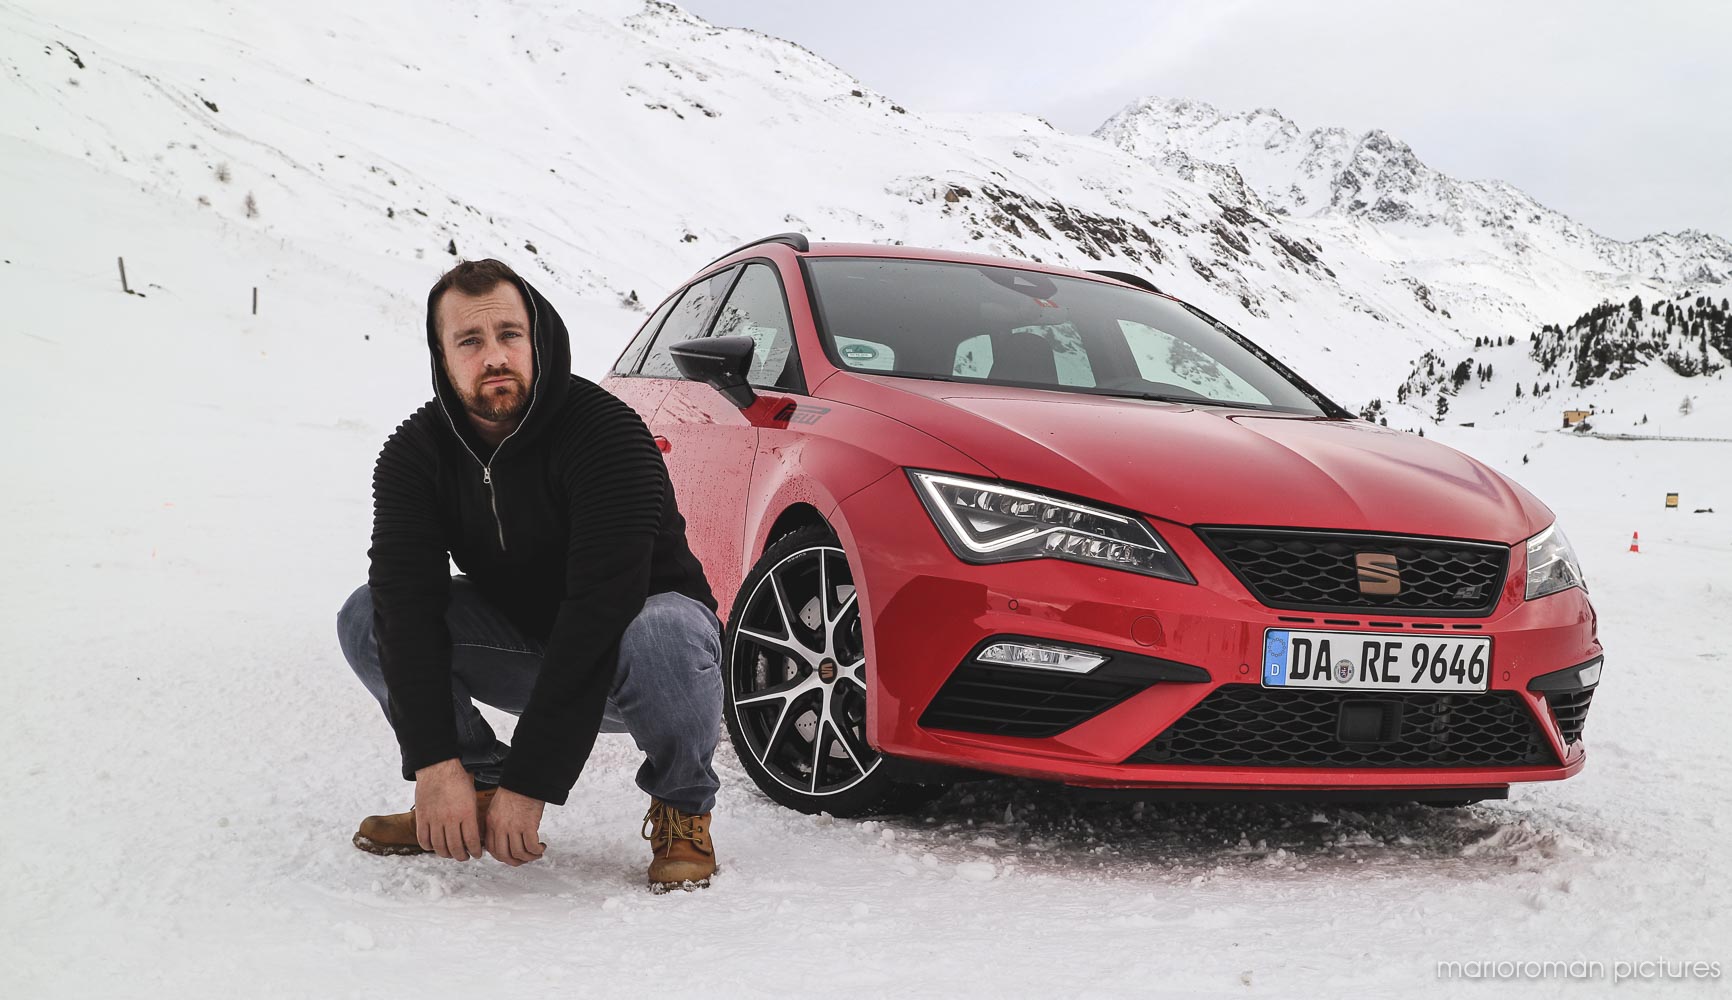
[482,463,505,550]
[433,281,546,554]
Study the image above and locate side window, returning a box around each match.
[613,293,678,375]
[709,263,799,389]
[1118,319,1270,404]
[638,267,737,378]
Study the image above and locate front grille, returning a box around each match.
[1126,685,1556,768]
[1544,689,1594,744]
[920,664,1153,738]
[1197,527,1508,616]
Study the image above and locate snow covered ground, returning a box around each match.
[6,117,1732,999]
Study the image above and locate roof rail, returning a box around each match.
[704,232,810,268]
[1087,269,1163,294]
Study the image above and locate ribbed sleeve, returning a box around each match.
[366,408,460,778]
[497,391,667,805]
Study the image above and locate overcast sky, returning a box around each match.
[682,0,1731,242]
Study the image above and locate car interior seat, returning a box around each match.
[989,330,1058,385]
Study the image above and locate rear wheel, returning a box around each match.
[722,525,946,816]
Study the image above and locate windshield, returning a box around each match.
[806,257,1328,415]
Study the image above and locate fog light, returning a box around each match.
[977,641,1107,674]
[1526,656,1604,692]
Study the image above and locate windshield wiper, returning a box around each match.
[1092,389,1215,406]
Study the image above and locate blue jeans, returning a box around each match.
[338,578,724,814]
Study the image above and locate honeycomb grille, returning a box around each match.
[920,664,1152,738]
[1126,685,1556,768]
[1544,688,1594,744]
[1197,528,1508,616]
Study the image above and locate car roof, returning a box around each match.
[703,237,1164,293]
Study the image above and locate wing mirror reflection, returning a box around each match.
[669,335,757,408]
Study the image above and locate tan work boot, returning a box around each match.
[641,798,717,891]
[353,787,497,856]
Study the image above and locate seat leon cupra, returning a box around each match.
[600,233,1602,816]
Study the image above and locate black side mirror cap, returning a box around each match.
[670,335,757,408]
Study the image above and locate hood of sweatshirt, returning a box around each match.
[423,271,573,461]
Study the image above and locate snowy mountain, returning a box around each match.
[1097,96,1732,285]
[1381,290,1732,437]
[1096,98,1732,398]
[15,0,1726,417]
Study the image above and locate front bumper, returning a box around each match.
[834,471,1600,792]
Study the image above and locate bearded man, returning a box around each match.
[337,258,723,890]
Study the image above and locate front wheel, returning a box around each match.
[721,525,946,816]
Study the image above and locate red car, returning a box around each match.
[601,234,1602,816]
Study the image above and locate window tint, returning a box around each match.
[709,263,799,389]
[613,292,679,375]
[638,267,737,378]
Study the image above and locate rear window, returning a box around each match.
[805,257,1323,413]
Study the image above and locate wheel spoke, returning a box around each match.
[825,717,865,776]
[737,626,812,664]
[768,571,796,635]
[768,571,821,656]
[829,586,858,628]
[808,707,827,792]
[818,550,830,634]
[734,674,810,708]
[759,693,805,767]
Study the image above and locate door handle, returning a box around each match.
[654,435,672,454]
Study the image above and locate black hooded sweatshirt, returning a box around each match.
[366,274,715,805]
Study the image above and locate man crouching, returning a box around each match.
[336,258,723,890]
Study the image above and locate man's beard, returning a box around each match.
[458,369,530,423]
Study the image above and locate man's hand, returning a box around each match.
[413,758,482,861]
[485,788,547,867]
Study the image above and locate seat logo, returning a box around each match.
[1355,552,1401,595]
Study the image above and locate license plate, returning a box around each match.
[1262,629,1490,693]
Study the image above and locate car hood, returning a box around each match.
[818,374,1553,543]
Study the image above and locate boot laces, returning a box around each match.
[641,801,704,850]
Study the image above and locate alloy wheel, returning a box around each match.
[728,545,880,796]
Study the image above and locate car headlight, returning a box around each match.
[1525,523,1586,600]
[908,470,1195,583]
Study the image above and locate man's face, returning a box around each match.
[436,283,534,426]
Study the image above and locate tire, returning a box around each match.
[721,524,947,816]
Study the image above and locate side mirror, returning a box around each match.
[670,335,757,408]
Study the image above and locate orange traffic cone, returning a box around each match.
[1629,531,1640,553]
